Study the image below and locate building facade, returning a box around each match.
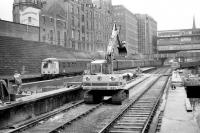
[157,29,200,53]
[135,14,157,55]
[13,0,112,52]
[113,5,138,55]
[13,0,43,26]
[93,0,113,52]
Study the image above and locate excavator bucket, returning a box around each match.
[118,46,127,57]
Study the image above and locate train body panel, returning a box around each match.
[41,58,91,77]
[41,58,162,78]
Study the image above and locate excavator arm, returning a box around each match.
[106,24,127,64]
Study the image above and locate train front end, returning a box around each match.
[41,58,59,78]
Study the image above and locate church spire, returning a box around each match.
[193,15,196,29]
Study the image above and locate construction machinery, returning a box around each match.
[82,24,134,104]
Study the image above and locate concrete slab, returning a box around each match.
[0,86,78,111]
[160,86,200,133]
[0,86,83,129]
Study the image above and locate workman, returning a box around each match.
[14,71,22,94]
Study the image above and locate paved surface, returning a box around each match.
[160,86,200,133]
[0,86,77,110]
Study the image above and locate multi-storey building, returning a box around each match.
[13,0,112,52]
[157,29,200,53]
[135,14,157,55]
[113,5,138,55]
[92,0,113,52]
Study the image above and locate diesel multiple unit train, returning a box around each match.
[41,58,162,77]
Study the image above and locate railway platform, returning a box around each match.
[0,86,83,129]
[160,84,200,132]
[0,73,41,80]
[0,67,155,130]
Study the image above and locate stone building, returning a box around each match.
[135,14,157,55]
[13,0,112,52]
[92,0,113,52]
[113,5,138,55]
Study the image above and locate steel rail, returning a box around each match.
[141,76,170,133]
[7,100,84,133]
[98,68,169,133]
[48,103,104,133]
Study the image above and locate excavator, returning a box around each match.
[82,24,135,104]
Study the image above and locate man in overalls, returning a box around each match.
[14,71,22,94]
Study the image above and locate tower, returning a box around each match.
[13,0,44,24]
[193,15,196,29]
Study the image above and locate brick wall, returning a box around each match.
[0,36,102,76]
[0,20,39,41]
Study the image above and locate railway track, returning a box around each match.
[5,68,170,133]
[98,70,169,133]
[21,103,105,133]
[6,100,85,133]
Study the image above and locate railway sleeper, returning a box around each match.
[109,130,141,133]
[120,118,147,122]
[113,125,143,129]
[124,114,150,117]
[116,122,145,126]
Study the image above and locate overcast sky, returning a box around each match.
[0,0,200,30]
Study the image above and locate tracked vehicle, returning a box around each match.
[82,24,133,104]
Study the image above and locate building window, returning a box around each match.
[78,30,80,40]
[28,17,31,23]
[43,35,46,42]
[82,15,84,22]
[77,7,80,15]
[72,41,75,49]
[87,43,89,51]
[78,42,81,50]
[82,37,85,41]
[42,16,45,24]
[83,43,85,50]
[91,44,93,51]
[64,32,67,47]
[57,31,60,45]
[86,10,88,18]
[64,22,67,28]
[90,11,92,18]
[82,25,85,33]
[81,4,84,11]
[87,32,89,41]
[50,30,53,44]
[50,17,53,22]
[71,5,74,14]
[72,30,75,39]
[72,16,74,26]
[78,18,80,27]
[86,21,89,29]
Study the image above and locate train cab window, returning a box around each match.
[43,62,48,68]
[63,63,65,68]
[102,63,109,74]
[91,64,102,74]
[90,62,109,74]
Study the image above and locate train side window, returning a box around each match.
[67,63,70,67]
